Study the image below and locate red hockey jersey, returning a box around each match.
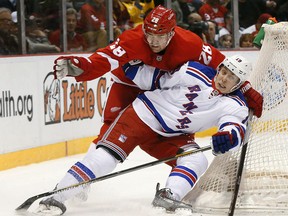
[75,25,225,85]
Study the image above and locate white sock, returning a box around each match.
[52,145,119,202]
[165,151,208,200]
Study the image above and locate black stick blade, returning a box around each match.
[15,192,52,211]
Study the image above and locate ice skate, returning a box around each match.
[152,183,192,212]
[35,197,66,215]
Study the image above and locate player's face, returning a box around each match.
[145,32,171,53]
[215,66,240,93]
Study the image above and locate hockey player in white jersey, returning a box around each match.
[37,55,251,215]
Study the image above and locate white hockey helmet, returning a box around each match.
[221,55,252,91]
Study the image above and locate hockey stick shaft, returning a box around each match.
[228,110,254,216]
[16,144,211,211]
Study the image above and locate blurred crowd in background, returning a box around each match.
[0,0,287,55]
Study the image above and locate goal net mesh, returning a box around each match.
[182,22,288,215]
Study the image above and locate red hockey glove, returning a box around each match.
[53,56,85,79]
[212,130,237,155]
[240,81,263,118]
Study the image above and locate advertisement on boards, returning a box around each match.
[0,55,111,154]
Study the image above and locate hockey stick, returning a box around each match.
[15,145,211,211]
[228,110,254,216]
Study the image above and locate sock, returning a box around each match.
[51,146,118,202]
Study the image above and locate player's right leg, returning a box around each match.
[36,145,119,215]
[36,105,155,215]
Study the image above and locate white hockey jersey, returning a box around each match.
[124,61,249,139]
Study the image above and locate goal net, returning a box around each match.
[183,22,288,215]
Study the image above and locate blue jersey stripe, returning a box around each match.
[228,95,246,106]
[151,68,161,90]
[138,94,182,134]
[186,70,212,87]
[123,64,138,80]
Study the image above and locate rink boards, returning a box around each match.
[0,50,258,170]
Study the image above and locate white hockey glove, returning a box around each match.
[53,56,84,79]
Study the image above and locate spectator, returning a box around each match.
[49,8,88,52]
[77,0,108,51]
[186,12,208,40]
[177,0,200,25]
[78,0,128,51]
[241,13,272,38]
[187,12,203,25]
[121,0,154,28]
[239,33,254,48]
[218,28,232,48]
[198,0,228,29]
[26,16,60,54]
[113,0,130,31]
[205,21,218,47]
[0,7,19,55]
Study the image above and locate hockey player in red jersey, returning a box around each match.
[53,5,263,146]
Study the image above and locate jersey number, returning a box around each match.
[199,44,212,65]
[110,38,126,57]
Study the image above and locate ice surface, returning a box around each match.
[0,138,213,216]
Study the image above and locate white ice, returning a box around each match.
[0,137,213,216]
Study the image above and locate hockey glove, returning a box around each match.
[212,130,237,155]
[53,56,85,79]
[240,81,263,118]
